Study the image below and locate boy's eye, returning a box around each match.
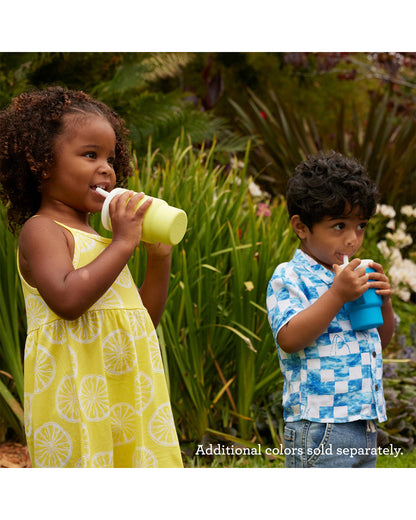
[358,222,368,230]
[333,223,345,230]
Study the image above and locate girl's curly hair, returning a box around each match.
[286,151,379,230]
[0,86,133,234]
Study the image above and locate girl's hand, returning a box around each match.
[143,241,173,259]
[369,261,392,304]
[109,191,152,250]
[332,258,370,304]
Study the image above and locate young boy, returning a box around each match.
[267,151,395,468]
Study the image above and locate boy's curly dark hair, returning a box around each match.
[0,86,133,233]
[286,151,379,230]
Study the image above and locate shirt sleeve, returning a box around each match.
[266,266,308,343]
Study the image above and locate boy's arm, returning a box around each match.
[277,258,370,354]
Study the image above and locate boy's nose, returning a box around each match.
[345,231,358,246]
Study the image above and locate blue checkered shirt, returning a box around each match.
[267,249,386,423]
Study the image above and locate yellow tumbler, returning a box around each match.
[97,187,187,245]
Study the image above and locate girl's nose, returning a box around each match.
[99,161,114,175]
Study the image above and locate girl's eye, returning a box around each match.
[85,152,96,159]
[107,157,115,166]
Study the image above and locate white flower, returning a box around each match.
[377,240,390,258]
[401,205,416,218]
[230,157,245,171]
[386,219,396,230]
[377,204,396,218]
[386,228,413,248]
[248,181,263,197]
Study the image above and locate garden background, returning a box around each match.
[1,52,416,468]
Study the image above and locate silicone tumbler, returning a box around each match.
[343,259,383,331]
[96,187,187,245]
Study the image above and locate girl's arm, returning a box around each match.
[277,259,370,353]
[19,191,152,320]
[139,243,172,327]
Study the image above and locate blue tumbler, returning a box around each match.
[344,260,384,331]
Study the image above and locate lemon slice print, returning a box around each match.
[34,346,56,393]
[110,403,136,446]
[72,234,97,268]
[67,344,78,377]
[148,329,163,373]
[134,371,154,416]
[103,329,137,375]
[74,423,90,467]
[34,422,72,468]
[26,294,49,331]
[79,375,110,422]
[67,311,103,344]
[24,333,35,360]
[114,265,133,288]
[128,310,147,340]
[91,451,113,468]
[43,320,67,344]
[56,375,81,423]
[90,287,122,311]
[24,393,33,438]
[132,447,158,468]
[148,403,178,447]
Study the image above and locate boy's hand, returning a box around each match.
[332,258,370,304]
[368,261,392,303]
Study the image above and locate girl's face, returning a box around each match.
[292,206,369,271]
[42,114,117,217]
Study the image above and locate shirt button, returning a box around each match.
[372,351,376,358]
[375,385,379,391]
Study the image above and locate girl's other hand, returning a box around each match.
[144,241,173,259]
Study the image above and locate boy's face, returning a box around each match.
[292,206,369,271]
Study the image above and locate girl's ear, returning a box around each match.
[290,215,308,239]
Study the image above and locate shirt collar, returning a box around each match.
[292,249,335,286]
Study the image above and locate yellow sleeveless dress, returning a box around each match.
[19,222,183,468]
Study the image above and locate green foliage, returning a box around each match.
[0,205,25,442]
[91,136,297,443]
[231,89,416,207]
[0,52,248,162]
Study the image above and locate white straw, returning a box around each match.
[343,255,348,264]
[96,187,109,198]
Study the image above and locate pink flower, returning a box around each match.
[257,203,271,217]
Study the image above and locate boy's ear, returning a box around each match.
[290,215,308,239]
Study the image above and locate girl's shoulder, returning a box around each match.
[19,215,76,284]
[19,215,73,246]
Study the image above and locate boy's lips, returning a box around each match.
[336,253,351,263]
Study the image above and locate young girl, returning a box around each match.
[0,86,183,468]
